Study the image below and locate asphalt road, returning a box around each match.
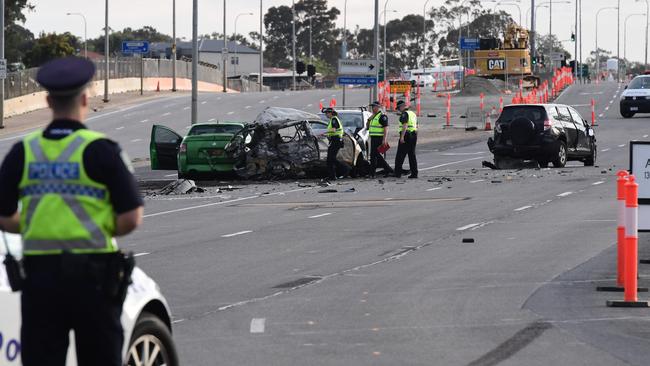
[4,82,650,365]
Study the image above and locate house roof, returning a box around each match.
[174,39,259,54]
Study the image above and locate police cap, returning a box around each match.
[36,57,95,96]
[396,100,407,108]
[323,107,337,114]
[369,101,381,107]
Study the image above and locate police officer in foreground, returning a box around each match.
[0,57,144,366]
[324,107,349,180]
[394,100,418,179]
[367,101,394,178]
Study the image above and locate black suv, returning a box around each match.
[487,104,597,168]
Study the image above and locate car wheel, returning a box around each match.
[584,141,596,166]
[552,141,567,168]
[126,312,179,366]
[621,110,635,118]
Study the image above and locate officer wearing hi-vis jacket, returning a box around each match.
[366,101,394,178]
[394,100,418,179]
[0,57,143,366]
[324,107,349,180]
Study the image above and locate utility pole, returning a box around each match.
[579,0,583,83]
[0,0,4,128]
[292,0,296,91]
[373,0,379,101]
[309,17,312,64]
[172,0,177,92]
[342,0,347,106]
[191,0,198,124]
[103,0,109,103]
[617,0,621,82]
[574,0,577,81]
[549,0,552,71]
[257,0,264,93]
[223,0,227,92]
[531,0,536,74]
[423,0,431,70]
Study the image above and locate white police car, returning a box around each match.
[620,74,650,118]
[0,232,178,366]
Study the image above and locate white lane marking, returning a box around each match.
[130,139,142,143]
[164,173,178,177]
[557,191,573,197]
[644,135,649,138]
[307,104,313,107]
[273,96,279,99]
[201,101,207,104]
[441,152,484,156]
[514,205,532,212]
[172,319,185,324]
[162,112,171,116]
[420,156,485,171]
[456,223,480,231]
[426,187,442,192]
[0,132,33,142]
[320,98,325,102]
[183,106,190,110]
[139,119,149,123]
[605,106,610,111]
[134,252,150,257]
[470,179,485,183]
[618,144,626,148]
[601,148,610,152]
[592,181,605,186]
[217,97,222,100]
[222,230,253,238]
[209,118,216,121]
[598,113,604,118]
[571,104,590,107]
[250,318,266,334]
[227,111,235,115]
[309,213,332,219]
[331,94,336,97]
[245,105,252,109]
[116,126,125,130]
[609,100,614,104]
[259,100,266,104]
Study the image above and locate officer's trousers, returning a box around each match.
[369,136,393,176]
[394,132,418,177]
[21,255,124,366]
[327,137,349,180]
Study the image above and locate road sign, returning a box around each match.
[338,59,378,75]
[389,80,412,93]
[630,141,650,231]
[337,76,377,85]
[460,38,480,50]
[0,59,6,79]
[551,52,565,62]
[122,40,150,54]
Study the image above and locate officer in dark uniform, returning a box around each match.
[394,100,418,179]
[366,101,394,178]
[324,107,349,180]
[0,57,144,366]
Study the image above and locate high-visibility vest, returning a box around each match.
[19,129,117,256]
[368,113,385,137]
[399,110,418,133]
[327,116,344,138]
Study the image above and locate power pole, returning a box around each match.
[223,0,228,92]
[292,0,296,91]
[172,0,177,92]
[260,0,264,92]
[530,0,536,74]
[103,0,110,103]
[617,0,620,82]
[191,0,198,124]
[0,0,4,128]
[373,0,379,101]
[574,0,577,81]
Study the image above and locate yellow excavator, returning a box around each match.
[473,24,540,89]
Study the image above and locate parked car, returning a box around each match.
[620,75,650,118]
[487,104,597,168]
[0,232,178,366]
[150,122,245,178]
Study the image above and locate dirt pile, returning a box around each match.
[458,76,502,96]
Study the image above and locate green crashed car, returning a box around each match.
[150,122,244,178]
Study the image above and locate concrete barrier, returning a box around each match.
[4,77,236,118]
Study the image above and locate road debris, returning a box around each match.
[462,238,475,243]
[318,189,338,193]
[158,179,203,195]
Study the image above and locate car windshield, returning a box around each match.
[188,124,242,136]
[310,121,327,132]
[498,106,547,124]
[318,113,364,129]
[628,77,650,89]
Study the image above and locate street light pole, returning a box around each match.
[423,0,431,70]
[223,0,227,92]
[260,0,264,92]
[618,0,621,82]
[373,0,379,101]
[342,0,347,106]
[292,0,296,91]
[579,0,582,83]
[309,17,312,64]
[191,0,198,124]
[382,9,397,84]
[595,7,618,83]
[624,13,646,77]
[0,0,4,128]
[637,0,649,70]
[103,0,109,103]
[234,12,253,77]
[66,13,87,58]
[172,0,177,92]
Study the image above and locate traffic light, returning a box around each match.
[571,33,575,42]
[532,56,537,65]
[307,64,316,77]
[296,61,306,75]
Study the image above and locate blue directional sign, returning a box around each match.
[460,37,480,50]
[122,40,150,54]
[337,76,377,85]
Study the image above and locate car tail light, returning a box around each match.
[179,143,187,153]
[543,119,551,130]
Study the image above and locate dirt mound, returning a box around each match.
[458,76,502,96]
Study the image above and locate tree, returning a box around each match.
[6,0,35,63]
[88,26,173,55]
[535,34,571,69]
[23,32,80,68]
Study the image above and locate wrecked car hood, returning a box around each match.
[253,107,323,127]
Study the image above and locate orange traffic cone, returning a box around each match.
[319,101,323,110]
[485,107,494,130]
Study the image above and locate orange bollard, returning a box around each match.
[608,175,650,307]
[499,96,503,113]
[446,93,451,127]
[591,98,596,126]
[597,171,629,292]
[480,93,485,115]
[319,101,323,110]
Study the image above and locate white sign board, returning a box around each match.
[0,59,6,79]
[551,52,565,62]
[338,59,378,75]
[630,141,650,231]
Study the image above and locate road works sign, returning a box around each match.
[338,59,378,75]
[630,141,650,231]
[122,40,150,54]
[389,80,412,93]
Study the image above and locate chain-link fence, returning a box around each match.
[4,57,240,99]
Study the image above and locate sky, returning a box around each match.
[20,0,650,64]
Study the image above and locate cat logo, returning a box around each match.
[487,59,506,70]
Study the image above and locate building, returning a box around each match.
[150,40,260,77]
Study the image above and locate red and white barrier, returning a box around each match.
[591,98,596,126]
[446,93,451,127]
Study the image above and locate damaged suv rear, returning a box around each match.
[225,107,367,179]
[487,104,596,168]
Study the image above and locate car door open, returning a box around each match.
[150,125,182,170]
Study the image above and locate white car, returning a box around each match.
[0,232,178,366]
[318,107,371,147]
[620,74,650,118]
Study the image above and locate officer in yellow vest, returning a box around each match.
[366,101,394,178]
[323,107,349,180]
[394,100,418,178]
[0,57,144,366]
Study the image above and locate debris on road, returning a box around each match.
[482,161,498,170]
[318,189,338,193]
[344,188,356,193]
[462,238,475,243]
[158,179,203,195]
[428,177,453,184]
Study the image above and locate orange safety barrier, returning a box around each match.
[499,96,503,113]
[591,98,596,126]
[416,83,421,117]
[480,93,485,115]
[607,175,650,307]
[319,101,323,110]
[446,93,451,127]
